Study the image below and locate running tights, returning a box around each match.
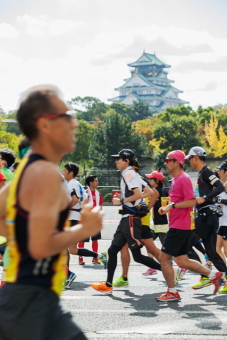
[107,244,161,284]
[77,248,98,258]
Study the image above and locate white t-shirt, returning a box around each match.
[120,167,146,217]
[66,179,88,221]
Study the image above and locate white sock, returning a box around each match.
[97,254,102,259]
[169,288,177,293]
[208,271,216,279]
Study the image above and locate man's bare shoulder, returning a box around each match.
[24,160,62,183]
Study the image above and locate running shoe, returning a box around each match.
[211,272,224,294]
[112,275,129,287]
[99,252,107,269]
[218,282,227,294]
[156,290,181,302]
[192,277,212,290]
[92,258,101,265]
[64,271,77,289]
[179,268,188,279]
[79,256,85,265]
[142,268,157,276]
[90,281,113,293]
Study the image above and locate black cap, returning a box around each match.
[111,149,135,161]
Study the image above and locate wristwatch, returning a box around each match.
[203,195,207,200]
[171,202,176,208]
[120,198,124,204]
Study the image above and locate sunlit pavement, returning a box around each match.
[61,206,227,340]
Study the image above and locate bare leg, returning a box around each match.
[120,244,131,277]
[216,235,226,263]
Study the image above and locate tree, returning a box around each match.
[69,96,108,122]
[62,120,95,166]
[0,131,21,154]
[89,110,147,168]
[109,103,135,122]
[157,105,195,122]
[132,100,153,121]
[204,112,227,157]
[151,116,200,153]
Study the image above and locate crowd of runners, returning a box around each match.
[0,84,226,339]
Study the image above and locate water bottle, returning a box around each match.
[195,184,200,198]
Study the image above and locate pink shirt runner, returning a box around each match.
[169,171,195,230]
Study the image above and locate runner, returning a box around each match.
[156,150,223,302]
[185,146,227,290]
[0,84,103,340]
[216,160,227,293]
[63,163,107,288]
[90,149,162,293]
[112,159,160,287]
[77,175,104,265]
[0,148,16,183]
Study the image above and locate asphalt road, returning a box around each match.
[61,206,227,340]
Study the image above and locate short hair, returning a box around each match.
[16,85,62,141]
[197,156,206,162]
[86,175,97,187]
[64,162,79,177]
[0,148,16,168]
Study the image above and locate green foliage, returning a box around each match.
[152,116,200,152]
[157,105,194,122]
[89,110,148,168]
[109,103,135,122]
[132,100,153,121]
[62,120,95,166]
[103,192,112,203]
[69,96,108,122]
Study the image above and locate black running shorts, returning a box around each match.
[217,225,227,240]
[0,283,87,340]
[141,224,154,239]
[112,216,144,250]
[161,228,192,257]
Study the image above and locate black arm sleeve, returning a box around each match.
[206,180,224,199]
[220,199,227,205]
[201,168,224,199]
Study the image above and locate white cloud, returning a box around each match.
[48,20,86,36]
[0,23,18,38]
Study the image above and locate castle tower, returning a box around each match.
[108,51,189,114]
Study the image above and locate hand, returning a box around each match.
[112,197,121,206]
[79,203,104,238]
[158,204,172,215]
[195,197,205,204]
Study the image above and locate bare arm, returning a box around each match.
[112,187,143,205]
[0,184,10,237]
[69,194,79,208]
[25,168,103,259]
[158,199,196,215]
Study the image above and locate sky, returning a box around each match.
[0,0,227,113]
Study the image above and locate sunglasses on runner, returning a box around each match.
[165,158,176,163]
[36,111,74,120]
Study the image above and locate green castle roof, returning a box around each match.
[128,52,171,68]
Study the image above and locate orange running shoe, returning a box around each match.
[90,281,113,293]
[156,290,181,302]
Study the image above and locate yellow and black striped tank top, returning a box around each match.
[6,154,69,296]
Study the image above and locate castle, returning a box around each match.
[109,51,189,114]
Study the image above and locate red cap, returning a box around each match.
[145,171,164,181]
[167,150,185,165]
